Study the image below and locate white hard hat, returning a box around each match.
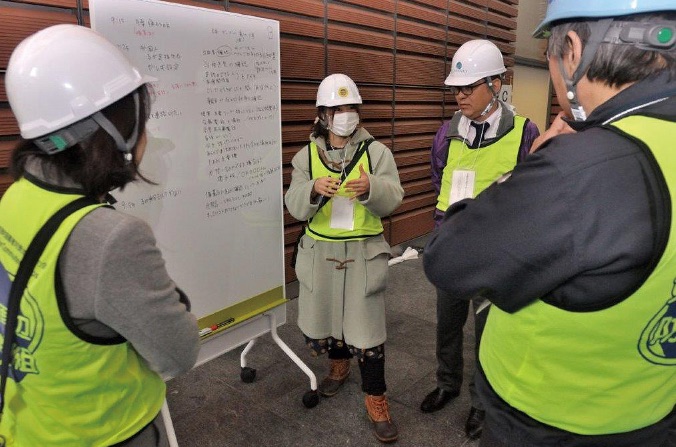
[444,40,506,86]
[6,24,155,140]
[316,74,362,107]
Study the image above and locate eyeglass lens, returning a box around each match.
[449,82,483,95]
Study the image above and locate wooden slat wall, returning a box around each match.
[549,86,560,126]
[0,0,519,283]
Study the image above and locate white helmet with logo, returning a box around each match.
[444,40,506,86]
[6,24,155,142]
[316,74,362,107]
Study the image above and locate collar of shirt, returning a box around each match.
[459,102,502,144]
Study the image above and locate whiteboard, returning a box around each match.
[90,0,285,350]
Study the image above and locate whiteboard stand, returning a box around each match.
[161,399,179,447]
[240,311,319,408]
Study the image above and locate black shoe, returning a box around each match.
[420,387,460,413]
[465,407,486,440]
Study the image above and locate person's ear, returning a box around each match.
[490,78,502,94]
[564,30,584,78]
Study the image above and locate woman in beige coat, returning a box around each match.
[285,74,403,443]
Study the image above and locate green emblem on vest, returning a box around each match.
[639,279,676,365]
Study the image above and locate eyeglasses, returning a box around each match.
[448,81,486,96]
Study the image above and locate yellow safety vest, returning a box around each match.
[437,116,525,211]
[306,140,384,241]
[480,115,676,435]
[0,177,165,446]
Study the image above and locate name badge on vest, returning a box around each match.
[449,170,475,205]
[330,195,355,230]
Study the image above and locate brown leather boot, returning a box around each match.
[318,358,351,397]
[365,394,398,443]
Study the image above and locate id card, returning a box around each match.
[330,196,355,230]
[449,170,475,205]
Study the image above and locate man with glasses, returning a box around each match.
[420,39,539,440]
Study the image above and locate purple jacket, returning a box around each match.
[431,103,540,226]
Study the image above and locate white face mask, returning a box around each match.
[330,111,359,137]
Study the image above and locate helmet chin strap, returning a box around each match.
[479,96,497,117]
[558,18,614,122]
[479,77,498,117]
[90,91,141,162]
[32,92,141,160]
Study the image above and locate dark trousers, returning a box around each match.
[435,287,488,409]
[112,411,168,447]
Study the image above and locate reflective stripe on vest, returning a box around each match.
[306,140,383,241]
[0,178,166,446]
[437,116,525,211]
[480,115,676,435]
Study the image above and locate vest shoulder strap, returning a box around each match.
[316,137,375,212]
[0,196,99,414]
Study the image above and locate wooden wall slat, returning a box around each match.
[139,0,223,9]
[231,0,325,18]
[0,6,78,68]
[396,35,446,57]
[393,119,441,136]
[335,0,396,14]
[415,0,448,9]
[0,109,19,136]
[282,123,315,145]
[361,104,395,121]
[485,0,519,17]
[448,2,517,30]
[328,25,394,50]
[10,0,77,7]
[328,4,395,32]
[395,53,446,87]
[394,104,444,119]
[396,18,447,42]
[360,86,394,102]
[402,178,434,196]
[281,104,316,123]
[397,1,447,26]
[393,134,436,152]
[0,140,16,169]
[282,145,305,165]
[389,207,434,246]
[0,76,6,103]
[327,45,394,85]
[229,5,324,39]
[395,88,444,102]
[395,149,430,168]
[281,83,318,102]
[397,165,431,183]
[448,15,514,44]
[280,39,325,80]
[395,191,436,214]
[0,173,13,198]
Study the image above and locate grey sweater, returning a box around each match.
[27,158,200,379]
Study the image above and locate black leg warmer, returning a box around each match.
[358,345,387,395]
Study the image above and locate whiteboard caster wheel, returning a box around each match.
[240,367,256,383]
[302,390,319,408]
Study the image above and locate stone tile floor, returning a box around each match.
[167,245,481,447]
